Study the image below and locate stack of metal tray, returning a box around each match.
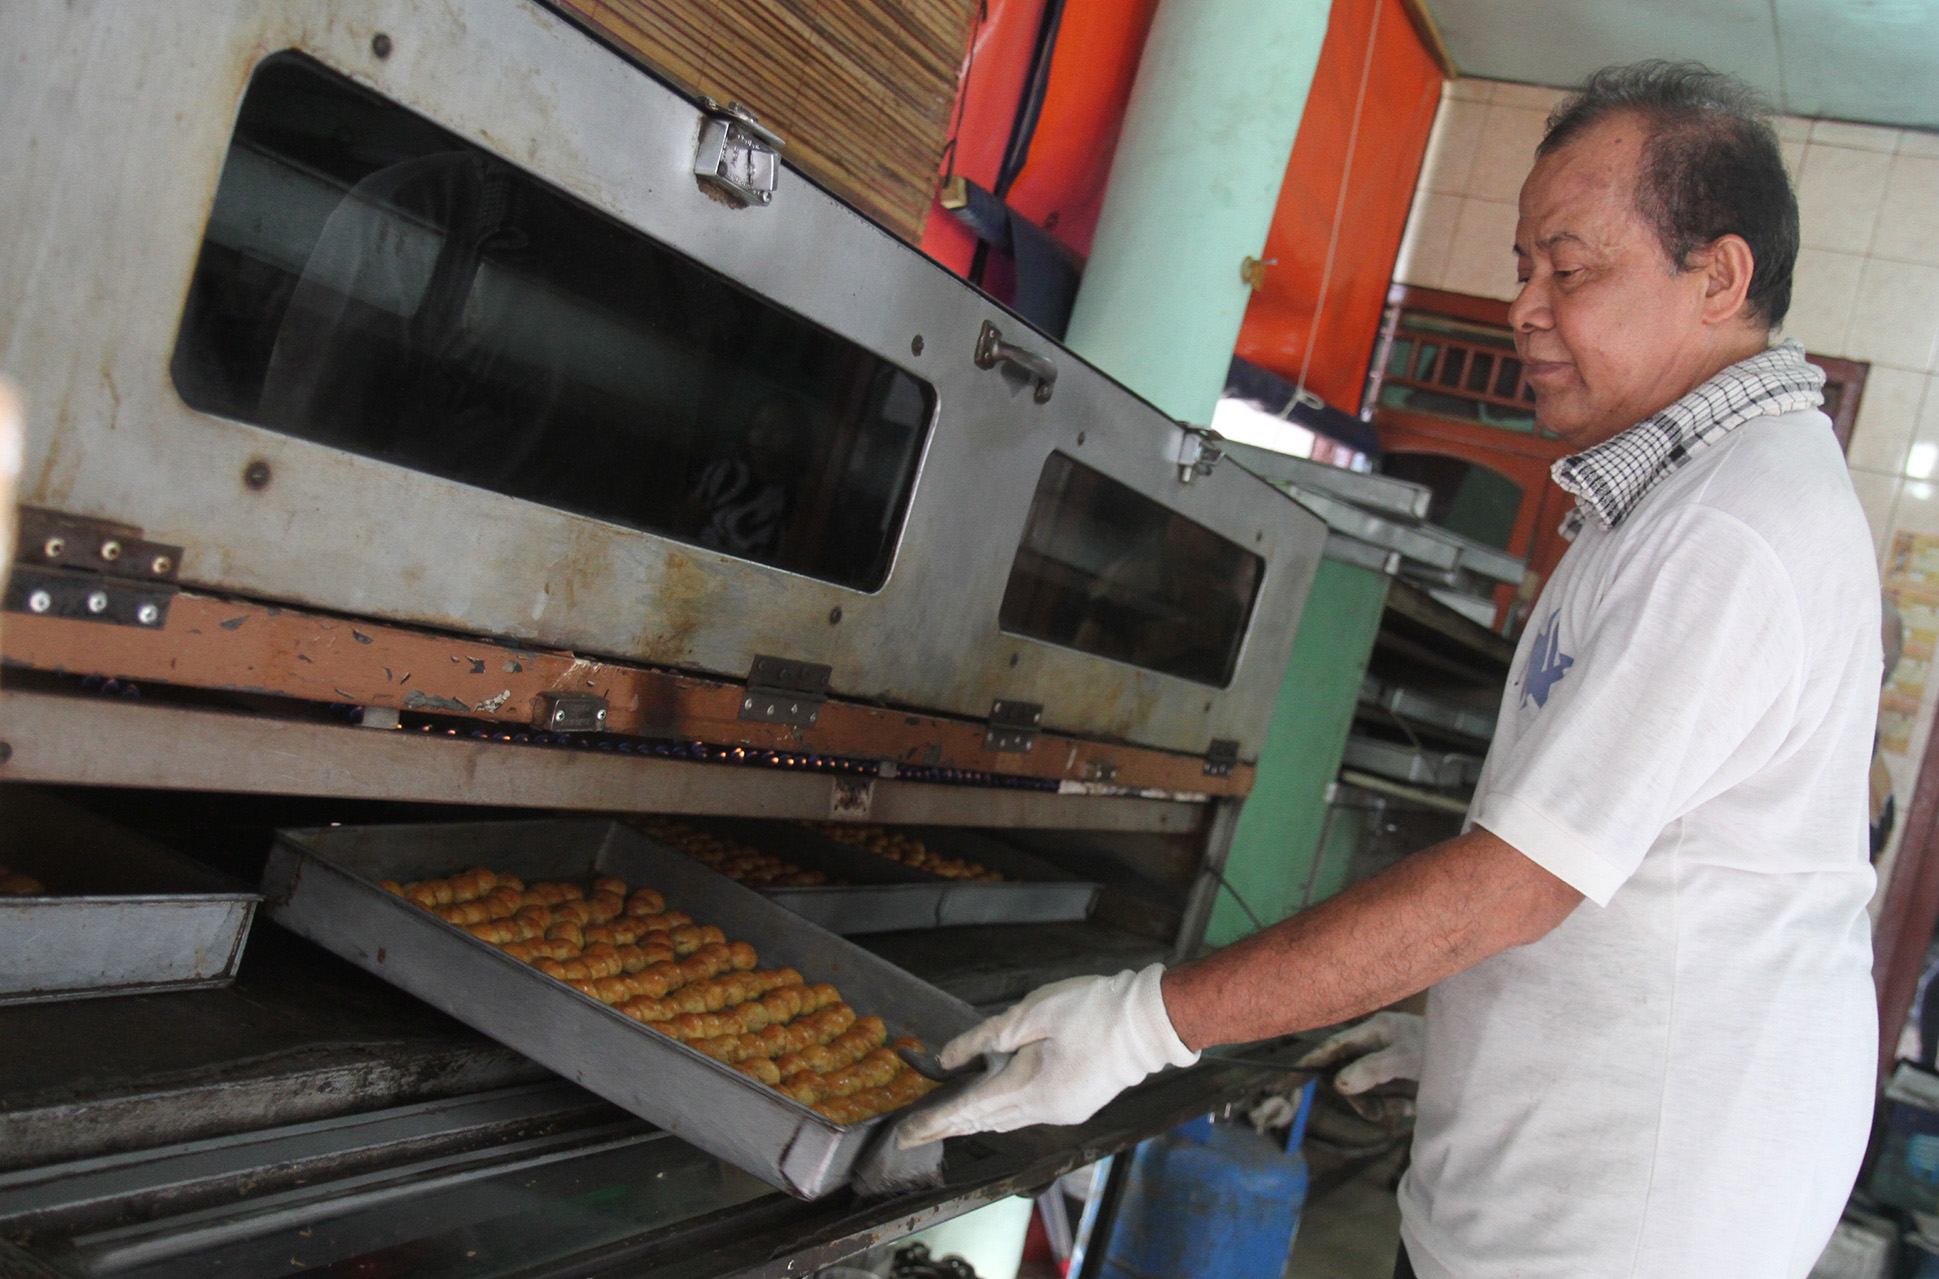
[702,820,1101,935]
[1,788,259,1006]
[261,818,984,1199]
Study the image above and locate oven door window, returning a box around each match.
[998,453,1263,687]
[171,54,933,592]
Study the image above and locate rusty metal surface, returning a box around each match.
[0,593,1254,797]
[0,692,1207,834]
[0,0,1325,763]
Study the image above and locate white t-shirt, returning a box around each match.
[1398,409,1881,1279]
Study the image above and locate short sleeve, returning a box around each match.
[1470,506,1804,906]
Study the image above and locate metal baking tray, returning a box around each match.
[0,788,259,1006]
[261,818,983,1199]
[714,821,1100,934]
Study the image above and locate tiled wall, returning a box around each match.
[1392,78,1939,867]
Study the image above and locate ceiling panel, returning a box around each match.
[1423,0,1939,131]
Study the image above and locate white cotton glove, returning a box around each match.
[897,964,1199,1148]
[1295,1011,1424,1096]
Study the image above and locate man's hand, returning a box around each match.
[1296,1011,1424,1095]
[897,964,1197,1147]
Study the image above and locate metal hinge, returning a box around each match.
[1176,426,1226,484]
[694,99,783,208]
[537,692,609,732]
[739,655,831,729]
[6,507,181,629]
[1204,738,1240,778]
[985,699,1043,753]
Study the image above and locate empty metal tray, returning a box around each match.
[0,788,259,1006]
[261,818,983,1198]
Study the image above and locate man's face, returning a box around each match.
[1509,113,1730,449]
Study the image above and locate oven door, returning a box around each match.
[0,0,1323,761]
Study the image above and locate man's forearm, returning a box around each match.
[1161,827,1582,1051]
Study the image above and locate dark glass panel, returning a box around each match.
[172,55,932,591]
[998,454,1263,687]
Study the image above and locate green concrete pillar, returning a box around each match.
[1206,558,1389,949]
[1063,0,1332,423]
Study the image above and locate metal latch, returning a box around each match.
[1204,738,1240,778]
[1177,427,1226,484]
[6,507,181,629]
[740,655,831,729]
[537,692,608,732]
[985,699,1043,753]
[974,321,1057,403]
[694,99,783,208]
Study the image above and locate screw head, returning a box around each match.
[150,554,172,575]
[137,602,161,626]
[86,590,109,614]
[595,708,607,721]
[99,539,122,562]
[243,459,272,490]
[1075,432,1086,446]
[27,590,51,614]
[371,31,392,58]
[828,605,843,625]
[41,536,64,559]
[910,334,924,356]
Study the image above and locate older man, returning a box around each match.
[904,62,1880,1279]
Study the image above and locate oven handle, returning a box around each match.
[974,321,1057,403]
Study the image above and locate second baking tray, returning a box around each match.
[261,818,981,1199]
[1,788,258,1006]
[717,821,1101,934]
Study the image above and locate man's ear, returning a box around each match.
[1695,234,1757,326]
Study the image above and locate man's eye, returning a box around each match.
[1553,269,1578,279]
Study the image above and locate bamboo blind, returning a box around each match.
[549,0,979,241]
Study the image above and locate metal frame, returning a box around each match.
[0,691,1206,834]
[0,0,1326,761]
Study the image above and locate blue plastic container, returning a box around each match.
[1100,1081,1317,1279]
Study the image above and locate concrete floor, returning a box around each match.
[1285,1147,1407,1279]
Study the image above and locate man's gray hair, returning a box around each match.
[1540,62,1799,329]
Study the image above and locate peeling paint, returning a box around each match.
[403,689,469,713]
[351,631,373,645]
[503,660,523,674]
[219,616,247,630]
[475,689,512,713]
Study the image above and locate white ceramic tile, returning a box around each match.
[1781,139,1805,182]
[1795,143,1891,253]
[1913,374,1939,475]
[1847,365,1928,475]
[1489,81,1565,112]
[1776,116,1812,145]
[1465,104,1549,204]
[1812,119,1901,152]
[1446,78,1492,103]
[1393,189,1463,289]
[1847,258,1939,371]
[1779,249,1864,356]
[1438,198,1523,302]
[1421,96,1487,196]
[1901,129,1939,160]
[1848,468,1901,561]
[1870,155,1939,267]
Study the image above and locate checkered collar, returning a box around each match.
[1553,339,1824,540]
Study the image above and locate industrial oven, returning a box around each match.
[0,2,1331,1274]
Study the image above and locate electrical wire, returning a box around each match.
[1295,0,1386,402]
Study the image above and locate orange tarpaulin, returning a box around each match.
[1236,0,1443,412]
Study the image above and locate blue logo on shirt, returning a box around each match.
[1523,610,1574,709]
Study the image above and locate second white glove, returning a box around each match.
[1294,1010,1424,1096]
[897,964,1199,1147]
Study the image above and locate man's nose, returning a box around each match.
[1508,274,1550,335]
